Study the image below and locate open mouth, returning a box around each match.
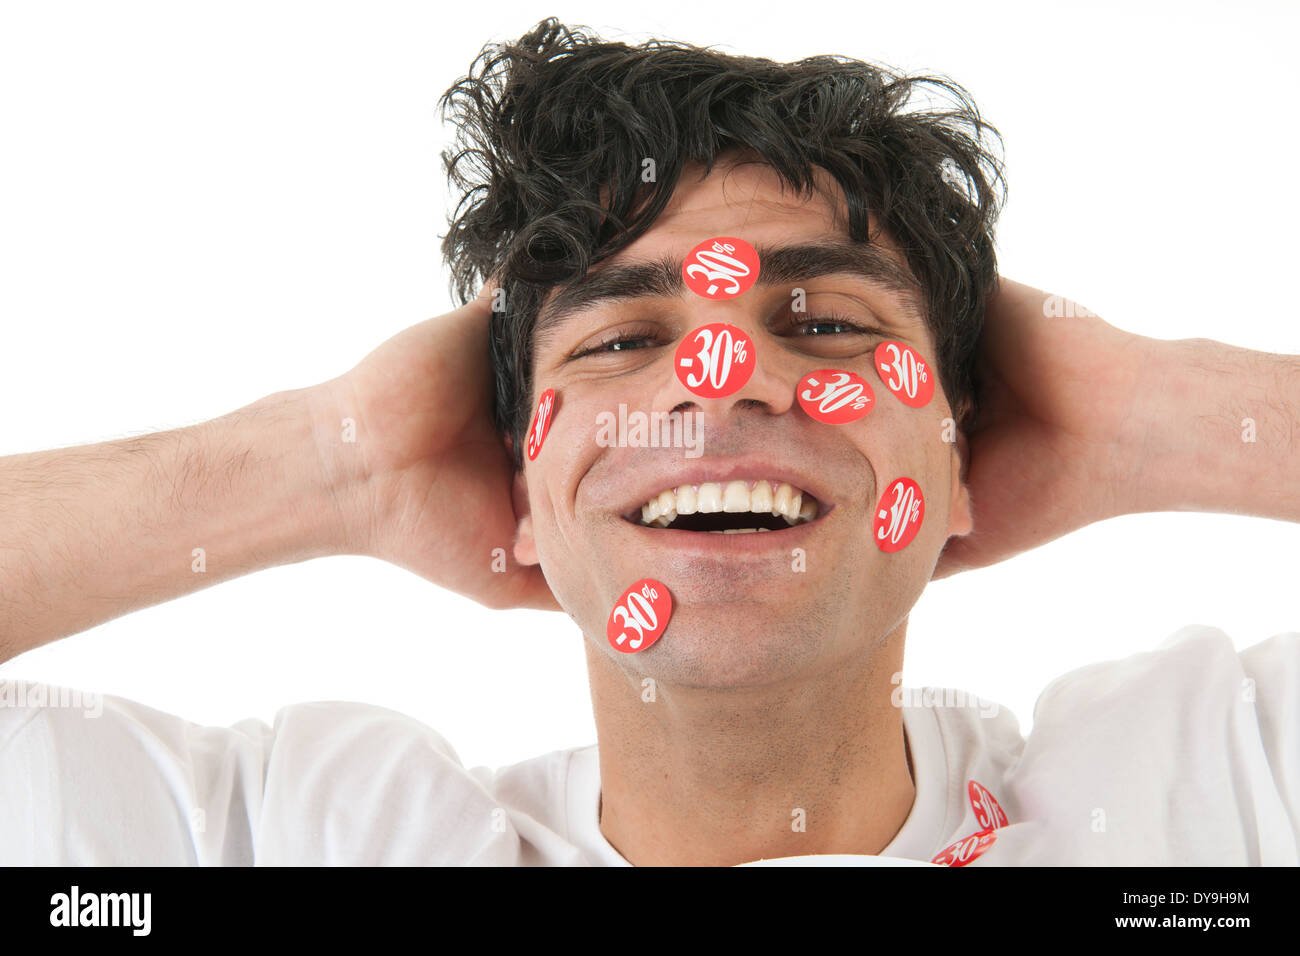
[628,480,822,534]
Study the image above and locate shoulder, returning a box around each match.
[1030,624,1294,725]
[1012,625,1299,864]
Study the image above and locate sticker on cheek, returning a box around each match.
[797,369,875,424]
[931,830,998,867]
[526,388,555,461]
[873,477,924,553]
[675,323,755,398]
[607,578,673,654]
[874,341,935,408]
[682,236,760,299]
[968,780,1010,831]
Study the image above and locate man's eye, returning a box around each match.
[789,313,877,336]
[571,328,660,358]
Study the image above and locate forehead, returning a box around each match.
[535,157,923,339]
[641,156,850,240]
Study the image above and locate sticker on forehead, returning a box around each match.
[797,369,875,425]
[931,830,997,867]
[874,341,935,408]
[873,477,924,553]
[675,323,755,398]
[682,236,760,299]
[607,578,673,654]
[526,388,556,461]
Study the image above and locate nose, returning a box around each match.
[650,305,802,420]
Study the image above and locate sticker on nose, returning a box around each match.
[607,578,673,654]
[797,369,875,424]
[675,323,756,398]
[682,236,760,300]
[931,830,998,867]
[874,341,935,408]
[526,388,556,461]
[873,477,924,553]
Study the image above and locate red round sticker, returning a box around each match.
[526,388,555,461]
[968,780,1009,831]
[607,578,673,654]
[674,323,756,398]
[931,830,997,867]
[873,477,924,553]
[681,236,760,299]
[797,369,875,424]
[874,341,935,408]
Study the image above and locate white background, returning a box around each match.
[2,0,1297,769]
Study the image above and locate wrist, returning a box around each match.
[212,383,364,563]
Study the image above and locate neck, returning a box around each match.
[586,622,914,866]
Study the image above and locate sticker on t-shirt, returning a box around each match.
[931,780,1010,867]
[675,323,756,398]
[797,369,875,424]
[607,578,673,653]
[873,477,924,553]
[874,341,935,408]
[526,388,556,461]
[682,236,760,299]
[931,830,998,867]
[968,780,1009,831]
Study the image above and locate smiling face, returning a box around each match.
[511,154,974,689]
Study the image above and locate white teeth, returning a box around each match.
[636,479,822,528]
[772,482,795,520]
[722,481,750,512]
[696,483,723,513]
[783,490,803,525]
[657,490,675,518]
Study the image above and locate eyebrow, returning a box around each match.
[534,238,924,345]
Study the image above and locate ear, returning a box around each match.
[945,426,974,539]
[505,434,540,567]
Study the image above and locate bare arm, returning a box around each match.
[0,290,563,662]
[0,386,348,661]
[936,279,1300,577]
[1126,337,1300,521]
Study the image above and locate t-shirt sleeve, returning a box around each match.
[1022,625,1300,864]
[0,680,529,865]
[0,681,275,865]
[1239,631,1300,844]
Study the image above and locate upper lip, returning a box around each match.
[617,457,839,523]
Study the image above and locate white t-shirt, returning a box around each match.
[1,624,1296,865]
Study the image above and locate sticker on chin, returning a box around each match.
[607,578,673,653]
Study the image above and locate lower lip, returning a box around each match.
[619,510,833,555]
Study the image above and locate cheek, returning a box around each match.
[522,394,603,537]
[855,412,952,551]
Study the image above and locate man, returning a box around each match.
[1,18,1296,865]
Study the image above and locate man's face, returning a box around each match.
[512,156,973,688]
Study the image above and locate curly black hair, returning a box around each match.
[439,18,1006,469]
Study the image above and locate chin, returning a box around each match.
[618,603,844,691]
